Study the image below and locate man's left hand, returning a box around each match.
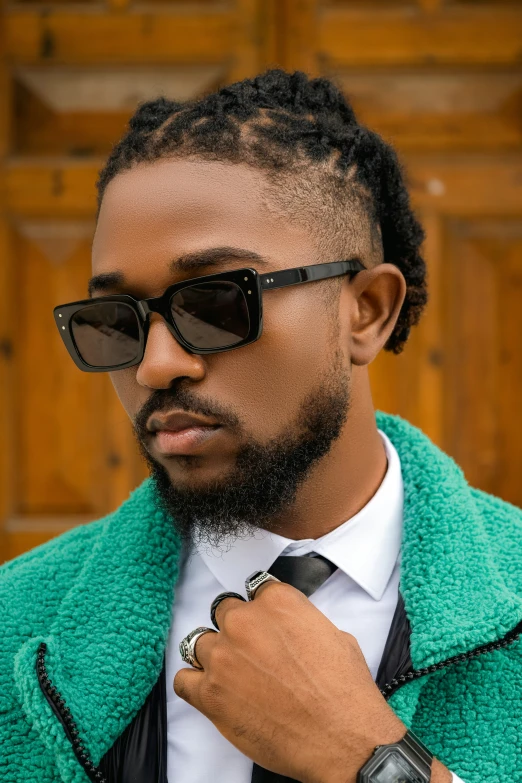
[174,580,451,783]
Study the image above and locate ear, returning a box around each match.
[343,264,407,366]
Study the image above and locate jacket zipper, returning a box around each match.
[380,618,522,700]
[36,643,107,783]
[36,622,522,781]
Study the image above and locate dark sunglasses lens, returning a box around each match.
[170,281,250,349]
[70,302,141,367]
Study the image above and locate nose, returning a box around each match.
[135,314,206,389]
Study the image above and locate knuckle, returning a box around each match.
[262,581,300,607]
[213,597,234,628]
[343,631,361,652]
[221,603,250,636]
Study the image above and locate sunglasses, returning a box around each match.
[53,258,365,372]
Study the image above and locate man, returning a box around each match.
[1,70,521,783]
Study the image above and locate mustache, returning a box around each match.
[133,386,241,441]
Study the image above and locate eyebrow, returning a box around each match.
[87,246,268,297]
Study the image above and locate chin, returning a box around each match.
[158,453,235,488]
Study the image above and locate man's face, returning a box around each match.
[92,158,361,542]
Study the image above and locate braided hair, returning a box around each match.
[97,69,427,353]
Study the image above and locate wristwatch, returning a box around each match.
[356,729,433,783]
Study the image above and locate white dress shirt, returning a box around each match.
[165,430,464,783]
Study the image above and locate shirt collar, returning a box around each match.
[196,429,403,601]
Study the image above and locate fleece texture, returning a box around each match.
[1,412,521,783]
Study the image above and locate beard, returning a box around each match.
[133,351,351,549]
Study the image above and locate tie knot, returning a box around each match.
[268,554,337,598]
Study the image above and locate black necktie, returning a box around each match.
[251,554,338,783]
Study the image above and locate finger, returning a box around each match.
[173,667,204,710]
[213,593,246,630]
[253,578,295,601]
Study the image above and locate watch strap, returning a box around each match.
[401,729,433,771]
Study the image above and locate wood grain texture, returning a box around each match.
[442,219,522,505]
[0,0,273,561]
[319,6,522,67]
[5,160,102,217]
[6,10,233,64]
[2,0,522,561]
[332,70,522,151]
[0,219,14,564]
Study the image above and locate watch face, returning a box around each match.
[372,750,423,783]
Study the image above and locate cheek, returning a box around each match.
[207,290,337,438]
[108,291,342,442]
[109,368,142,418]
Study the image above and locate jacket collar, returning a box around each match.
[16,479,182,769]
[16,412,522,772]
[377,411,522,669]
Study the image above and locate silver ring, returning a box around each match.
[210,591,246,630]
[245,570,280,601]
[179,626,217,670]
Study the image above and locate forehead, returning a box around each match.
[92,158,320,293]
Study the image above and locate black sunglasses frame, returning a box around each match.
[53,258,365,372]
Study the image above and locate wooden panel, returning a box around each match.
[0,22,13,563]
[442,219,522,505]
[5,161,100,217]
[332,70,522,151]
[6,10,237,65]
[0,219,15,564]
[3,517,93,563]
[406,155,522,215]
[15,223,115,514]
[319,7,522,67]
[281,1,522,70]
[12,65,225,155]
[0,220,146,560]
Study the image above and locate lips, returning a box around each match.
[147,410,220,434]
[146,410,222,457]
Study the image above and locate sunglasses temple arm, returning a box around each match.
[261,259,365,292]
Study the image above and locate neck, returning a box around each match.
[265,368,387,540]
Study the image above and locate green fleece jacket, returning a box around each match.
[1,412,521,783]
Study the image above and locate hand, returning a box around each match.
[174,580,417,783]
[173,581,455,782]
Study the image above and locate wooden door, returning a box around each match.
[2,0,522,563]
[0,0,277,562]
[278,0,522,504]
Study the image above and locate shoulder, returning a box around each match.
[0,479,157,643]
[1,477,157,581]
[0,517,109,636]
[0,516,110,715]
[376,410,522,580]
